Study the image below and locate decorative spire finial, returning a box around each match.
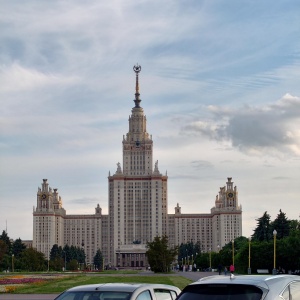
[133,64,142,108]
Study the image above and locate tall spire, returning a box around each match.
[133,64,142,108]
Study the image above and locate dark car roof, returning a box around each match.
[66,283,179,293]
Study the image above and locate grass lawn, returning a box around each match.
[7,272,192,294]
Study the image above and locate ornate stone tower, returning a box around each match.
[211,177,242,250]
[107,65,168,267]
[33,179,66,258]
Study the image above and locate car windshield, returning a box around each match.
[55,291,132,300]
[178,284,263,300]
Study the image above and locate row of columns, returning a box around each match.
[116,252,148,268]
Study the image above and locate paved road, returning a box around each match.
[0,294,57,300]
[178,270,216,281]
[0,271,216,300]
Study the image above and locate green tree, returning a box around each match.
[93,249,103,270]
[19,248,46,271]
[69,245,77,261]
[218,246,232,269]
[271,209,290,239]
[49,244,64,271]
[234,240,268,273]
[63,244,70,261]
[146,235,178,273]
[50,244,62,260]
[0,240,7,262]
[193,251,219,271]
[195,252,210,270]
[68,259,79,271]
[250,241,273,272]
[178,241,201,268]
[49,256,64,271]
[49,244,85,271]
[216,237,248,271]
[234,239,250,273]
[77,247,85,265]
[233,236,248,249]
[0,230,11,254]
[12,238,26,257]
[269,230,300,272]
[252,211,272,241]
[289,219,300,233]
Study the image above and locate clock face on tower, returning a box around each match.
[227,192,234,198]
[41,193,47,199]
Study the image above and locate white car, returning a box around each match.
[176,274,300,299]
[54,283,181,300]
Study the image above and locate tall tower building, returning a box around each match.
[33,179,103,264]
[33,179,66,259]
[211,177,242,248]
[32,65,242,268]
[107,65,168,267]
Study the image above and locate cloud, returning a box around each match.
[191,160,214,170]
[0,63,79,93]
[271,176,290,180]
[183,94,300,157]
[170,174,200,180]
[1,0,300,242]
[68,197,99,205]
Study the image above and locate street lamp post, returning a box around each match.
[232,240,235,266]
[248,237,251,274]
[12,254,14,273]
[272,230,277,275]
[209,248,212,271]
[63,251,67,271]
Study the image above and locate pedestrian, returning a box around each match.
[218,264,222,275]
[224,266,228,275]
[230,264,235,274]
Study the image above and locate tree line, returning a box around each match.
[0,231,104,272]
[146,209,300,273]
[1,209,299,273]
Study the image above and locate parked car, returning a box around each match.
[54,283,181,300]
[176,274,300,300]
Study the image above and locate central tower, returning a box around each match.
[107,65,168,268]
[123,65,153,176]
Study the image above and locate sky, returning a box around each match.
[1,0,300,242]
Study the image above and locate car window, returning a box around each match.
[136,290,152,300]
[177,284,263,300]
[55,292,79,300]
[55,292,95,300]
[290,281,300,300]
[154,289,175,300]
[170,291,177,300]
[281,286,290,300]
[87,295,100,300]
[55,291,131,300]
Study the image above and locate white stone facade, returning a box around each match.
[33,66,242,267]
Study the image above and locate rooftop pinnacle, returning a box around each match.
[133,64,142,108]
